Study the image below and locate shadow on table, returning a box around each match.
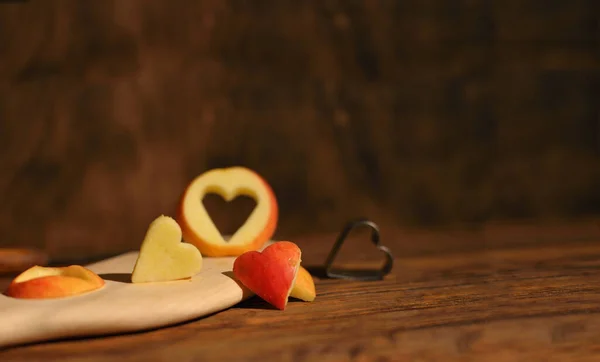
[99,273,132,283]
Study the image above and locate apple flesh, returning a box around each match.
[177,167,278,257]
[131,215,203,283]
[290,266,316,302]
[5,265,105,299]
[233,241,300,310]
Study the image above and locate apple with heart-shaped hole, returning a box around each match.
[233,241,314,310]
[131,215,203,283]
[177,167,278,257]
[5,265,105,299]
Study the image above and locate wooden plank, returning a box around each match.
[1,238,599,360]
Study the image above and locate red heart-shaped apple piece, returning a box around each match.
[233,241,301,310]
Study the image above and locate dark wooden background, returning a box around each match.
[0,0,598,261]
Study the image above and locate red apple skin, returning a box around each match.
[233,241,301,310]
[5,265,105,299]
[6,276,97,299]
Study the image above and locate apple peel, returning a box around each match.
[233,241,301,310]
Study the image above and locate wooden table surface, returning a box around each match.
[1,219,600,361]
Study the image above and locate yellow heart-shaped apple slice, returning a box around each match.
[131,215,203,283]
[290,266,316,302]
[177,167,278,257]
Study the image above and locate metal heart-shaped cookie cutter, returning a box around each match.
[323,218,394,281]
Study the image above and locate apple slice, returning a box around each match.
[131,215,203,283]
[233,241,301,310]
[290,266,316,302]
[177,166,278,257]
[5,265,105,299]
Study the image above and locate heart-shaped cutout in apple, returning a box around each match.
[233,241,301,310]
[201,193,257,239]
[177,167,278,257]
[131,215,203,283]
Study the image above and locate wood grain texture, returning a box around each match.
[1,222,600,361]
[0,1,599,262]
